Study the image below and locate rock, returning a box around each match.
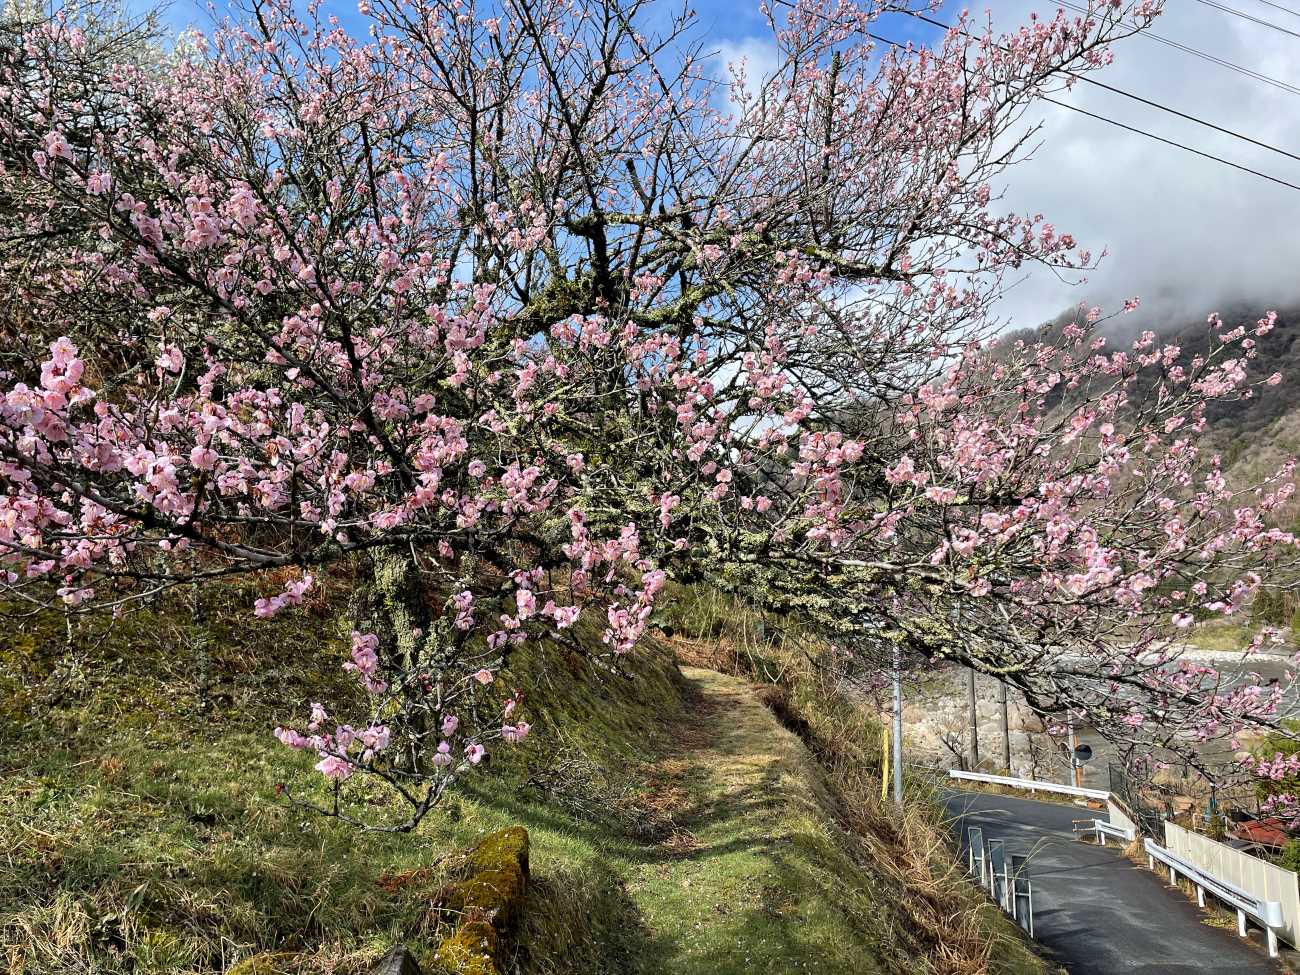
[225,953,296,975]
[432,920,499,975]
[369,945,424,975]
[432,826,530,975]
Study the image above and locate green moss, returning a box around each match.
[445,829,529,927]
[435,826,530,973]
[466,826,529,877]
[431,920,499,975]
[224,952,297,975]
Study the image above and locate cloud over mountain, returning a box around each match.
[981,0,1300,329]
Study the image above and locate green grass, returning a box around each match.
[2,576,1052,975]
[1186,619,1254,653]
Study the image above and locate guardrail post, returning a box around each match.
[968,827,986,887]
[1142,836,1285,957]
[987,839,1006,904]
[1011,854,1033,937]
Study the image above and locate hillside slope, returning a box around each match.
[1,579,1047,975]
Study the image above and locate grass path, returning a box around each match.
[620,666,896,975]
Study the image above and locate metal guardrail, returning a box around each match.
[956,768,1287,958]
[949,769,1110,802]
[1145,837,1284,958]
[1073,817,1136,846]
[967,826,1034,935]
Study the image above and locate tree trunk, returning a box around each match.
[350,548,434,772]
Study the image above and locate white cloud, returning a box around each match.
[714,36,782,106]
[974,2,1300,327]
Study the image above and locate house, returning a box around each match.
[1227,816,1291,854]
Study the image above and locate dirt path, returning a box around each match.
[620,667,978,975]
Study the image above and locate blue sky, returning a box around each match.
[131,1,1300,326]
[141,0,946,50]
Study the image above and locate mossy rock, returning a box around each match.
[448,866,526,926]
[225,952,297,975]
[466,825,529,878]
[431,919,499,975]
[434,827,529,975]
[445,826,529,927]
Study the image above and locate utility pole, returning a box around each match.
[892,645,904,808]
[1066,714,1083,789]
[966,666,980,771]
[997,680,1011,774]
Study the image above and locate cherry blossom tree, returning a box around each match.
[3,0,1295,830]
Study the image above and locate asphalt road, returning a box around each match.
[943,790,1282,975]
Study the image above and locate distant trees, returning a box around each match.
[3,0,1297,829]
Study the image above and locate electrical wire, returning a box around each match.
[1116,27,1300,96]
[1057,0,1300,98]
[902,9,1300,165]
[1192,0,1300,39]
[1039,96,1300,193]
[1251,0,1300,21]
[866,29,1300,195]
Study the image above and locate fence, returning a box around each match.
[1107,761,1167,837]
[947,768,1160,846]
[1074,817,1135,846]
[966,825,1034,935]
[1163,820,1300,949]
[1105,793,1140,838]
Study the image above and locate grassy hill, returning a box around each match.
[0,576,1049,975]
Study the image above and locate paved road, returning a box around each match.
[943,790,1282,975]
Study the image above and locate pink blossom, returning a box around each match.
[501,722,531,743]
[315,754,354,780]
[156,344,184,374]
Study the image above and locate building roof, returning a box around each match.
[1228,817,1291,850]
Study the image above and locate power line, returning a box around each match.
[867,29,1300,196]
[1065,69,1300,165]
[1193,0,1300,39]
[1039,96,1300,193]
[1144,31,1300,95]
[1251,0,1300,21]
[903,9,1300,166]
[1059,0,1300,98]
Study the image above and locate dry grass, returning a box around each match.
[774,672,1054,975]
[670,614,1053,975]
